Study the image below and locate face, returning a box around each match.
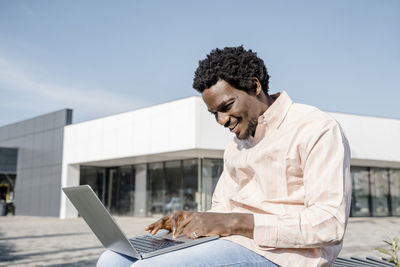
[202,80,264,139]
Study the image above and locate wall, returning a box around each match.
[331,112,400,168]
[0,109,72,216]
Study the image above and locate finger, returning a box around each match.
[174,215,193,238]
[144,222,157,231]
[170,215,178,237]
[151,224,162,235]
[146,217,166,234]
[170,211,184,236]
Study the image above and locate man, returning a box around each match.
[97,46,351,266]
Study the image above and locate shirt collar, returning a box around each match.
[258,90,293,129]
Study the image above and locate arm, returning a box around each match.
[254,122,352,248]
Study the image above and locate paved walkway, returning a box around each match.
[0,216,399,266]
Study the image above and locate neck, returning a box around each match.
[258,91,276,115]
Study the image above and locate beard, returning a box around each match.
[239,119,258,140]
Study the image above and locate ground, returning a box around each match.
[0,216,399,266]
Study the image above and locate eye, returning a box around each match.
[221,102,233,112]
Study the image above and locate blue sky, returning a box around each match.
[0,0,399,126]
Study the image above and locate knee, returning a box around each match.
[97,250,135,267]
[97,250,116,267]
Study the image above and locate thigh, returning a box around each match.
[132,239,279,267]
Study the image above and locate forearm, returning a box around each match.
[227,213,254,239]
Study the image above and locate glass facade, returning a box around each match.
[0,147,18,174]
[182,159,199,212]
[351,166,400,217]
[80,165,135,215]
[0,173,16,202]
[201,159,223,211]
[370,168,389,216]
[390,169,400,216]
[147,162,166,216]
[80,162,400,217]
[113,166,135,216]
[146,159,201,217]
[351,167,370,216]
[80,158,221,217]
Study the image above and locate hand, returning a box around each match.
[144,210,193,236]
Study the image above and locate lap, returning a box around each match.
[97,239,279,267]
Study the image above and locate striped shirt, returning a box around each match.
[209,91,352,267]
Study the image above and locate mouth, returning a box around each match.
[229,121,240,133]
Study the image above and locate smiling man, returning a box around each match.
[97,46,352,267]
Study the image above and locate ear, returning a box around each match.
[251,78,263,96]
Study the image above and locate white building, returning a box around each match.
[60,97,400,219]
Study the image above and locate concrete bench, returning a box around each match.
[333,257,395,266]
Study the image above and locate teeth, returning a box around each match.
[230,122,238,131]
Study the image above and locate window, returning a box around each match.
[201,158,223,211]
[351,167,370,216]
[370,168,389,216]
[182,159,199,212]
[390,169,400,216]
[147,162,164,216]
[117,166,135,216]
[165,161,182,214]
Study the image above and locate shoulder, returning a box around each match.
[284,103,347,154]
[287,103,340,132]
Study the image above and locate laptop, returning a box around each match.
[62,185,219,259]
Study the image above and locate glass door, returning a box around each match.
[117,166,135,216]
[370,168,389,216]
[351,167,371,216]
[104,167,118,213]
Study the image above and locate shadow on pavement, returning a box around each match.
[0,232,91,241]
[47,259,98,267]
[0,229,102,265]
[10,252,101,266]
[9,245,102,259]
[0,231,17,262]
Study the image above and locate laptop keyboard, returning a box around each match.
[129,235,184,254]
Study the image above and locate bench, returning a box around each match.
[333,257,395,266]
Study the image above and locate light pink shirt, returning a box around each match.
[209,91,352,267]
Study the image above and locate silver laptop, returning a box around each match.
[62,185,219,259]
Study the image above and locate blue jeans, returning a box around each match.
[97,239,279,267]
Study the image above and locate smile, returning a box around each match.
[229,122,239,133]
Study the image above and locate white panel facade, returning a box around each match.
[330,112,400,166]
[63,97,198,165]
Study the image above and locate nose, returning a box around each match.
[216,112,230,127]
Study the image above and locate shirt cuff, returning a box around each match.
[253,213,279,247]
[208,203,230,213]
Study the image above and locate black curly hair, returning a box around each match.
[193,46,270,95]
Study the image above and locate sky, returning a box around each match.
[0,0,399,126]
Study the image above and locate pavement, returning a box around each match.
[0,215,399,266]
